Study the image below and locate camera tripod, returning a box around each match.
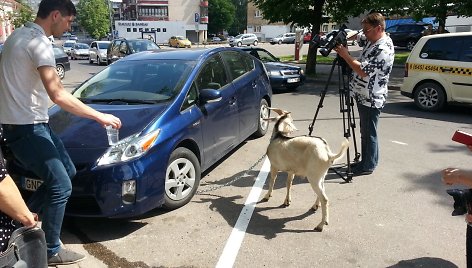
[308,54,360,182]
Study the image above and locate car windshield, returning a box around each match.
[72,59,195,103]
[129,40,160,52]
[75,43,89,49]
[63,42,74,47]
[177,36,186,40]
[97,42,110,49]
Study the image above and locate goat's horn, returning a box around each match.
[267,108,287,115]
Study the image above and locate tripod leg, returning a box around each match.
[308,58,338,136]
[349,97,361,163]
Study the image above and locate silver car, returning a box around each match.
[229,34,258,47]
[89,41,110,65]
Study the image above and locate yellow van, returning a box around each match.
[400,32,472,111]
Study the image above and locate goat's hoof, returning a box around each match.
[311,206,319,212]
[283,201,291,207]
[314,226,324,232]
[260,197,269,203]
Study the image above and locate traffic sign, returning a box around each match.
[195,13,200,23]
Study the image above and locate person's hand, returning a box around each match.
[98,113,122,129]
[442,168,461,185]
[21,212,38,228]
[334,44,349,59]
[466,213,472,224]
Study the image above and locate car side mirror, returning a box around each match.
[199,88,221,104]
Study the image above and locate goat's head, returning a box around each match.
[263,108,298,137]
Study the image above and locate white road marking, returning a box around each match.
[215,157,271,268]
[391,140,408,146]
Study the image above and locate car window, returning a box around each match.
[459,37,472,62]
[73,59,194,102]
[195,54,228,90]
[420,36,461,61]
[119,41,128,53]
[91,42,96,49]
[98,42,110,49]
[255,49,277,62]
[220,51,250,80]
[182,83,199,111]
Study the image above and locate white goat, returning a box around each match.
[263,108,349,232]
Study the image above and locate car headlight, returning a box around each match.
[300,69,304,75]
[97,129,160,166]
[269,70,281,76]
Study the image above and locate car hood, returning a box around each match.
[263,61,300,72]
[48,104,168,149]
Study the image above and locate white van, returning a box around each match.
[401,32,472,111]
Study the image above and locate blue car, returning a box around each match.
[10,47,272,218]
[239,47,305,91]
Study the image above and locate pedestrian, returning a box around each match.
[334,12,395,176]
[442,144,472,268]
[0,127,38,253]
[0,0,121,265]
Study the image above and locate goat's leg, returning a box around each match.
[262,167,278,201]
[309,177,329,232]
[312,180,324,211]
[283,172,295,206]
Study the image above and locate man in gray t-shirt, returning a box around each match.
[0,0,122,265]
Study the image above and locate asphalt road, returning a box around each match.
[55,48,472,268]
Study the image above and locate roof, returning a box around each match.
[120,47,244,62]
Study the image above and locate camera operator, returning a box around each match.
[443,145,472,267]
[334,12,395,176]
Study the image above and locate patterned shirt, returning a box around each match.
[0,127,17,253]
[350,34,395,108]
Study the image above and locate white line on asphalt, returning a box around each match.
[215,157,271,268]
[391,140,408,145]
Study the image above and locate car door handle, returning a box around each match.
[252,81,257,88]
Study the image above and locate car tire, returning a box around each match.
[237,41,242,47]
[89,57,93,64]
[163,147,201,210]
[253,40,258,46]
[56,64,65,80]
[406,40,416,51]
[413,82,446,112]
[96,56,101,66]
[253,98,270,138]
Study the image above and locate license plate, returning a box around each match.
[287,78,300,83]
[23,177,43,191]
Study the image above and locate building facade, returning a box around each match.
[118,0,209,43]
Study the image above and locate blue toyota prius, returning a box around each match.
[13,47,272,218]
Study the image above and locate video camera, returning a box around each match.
[311,25,349,57]
[447,188,472,216]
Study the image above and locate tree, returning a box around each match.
[228,0,247,36]
[8,0,34,29]
[76,0,110,40]
[250,0,386,74]
[208,0,236,35]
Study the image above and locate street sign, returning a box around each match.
[195,13,200,23]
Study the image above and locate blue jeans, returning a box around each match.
[1,123,76,257]
[356,104,381,172]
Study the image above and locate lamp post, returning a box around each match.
[108,0,113,39]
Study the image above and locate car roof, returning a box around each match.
[419,31,472,40]
[119,47,244,62]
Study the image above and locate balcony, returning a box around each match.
[200,0,208,7]
[200,16,208,24]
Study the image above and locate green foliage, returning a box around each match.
[9,0,34,28]
[208,0,236,34]
[227,0,247,36]
[76,0,110,39]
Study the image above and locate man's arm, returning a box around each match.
[38,66,121,129]
[334,45,368,78]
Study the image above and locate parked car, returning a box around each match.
[68,35,78,41]
[62,40,76,56]
[52,45,70,79]
[89,41,110,65]
[168,36,191,48]
[70,42,90,60]
[229,33,258,47]
[107,38,161,64]
[386,23,430,50]
[270,33,296,45]
[9,47,272,217]
[303,32,312,43]
[240,47,305,91]
[210,36,222,43]
[401,32,472,111]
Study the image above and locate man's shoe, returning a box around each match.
[48,248,86,265]
[352,169,373,176]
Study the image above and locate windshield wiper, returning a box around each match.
[79,98,158,104]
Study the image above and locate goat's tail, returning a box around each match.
[328,138,349,163]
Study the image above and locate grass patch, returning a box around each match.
[393,51,409,65]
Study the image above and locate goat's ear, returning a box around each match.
[268,108,288,116]
[278,116,298,134]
